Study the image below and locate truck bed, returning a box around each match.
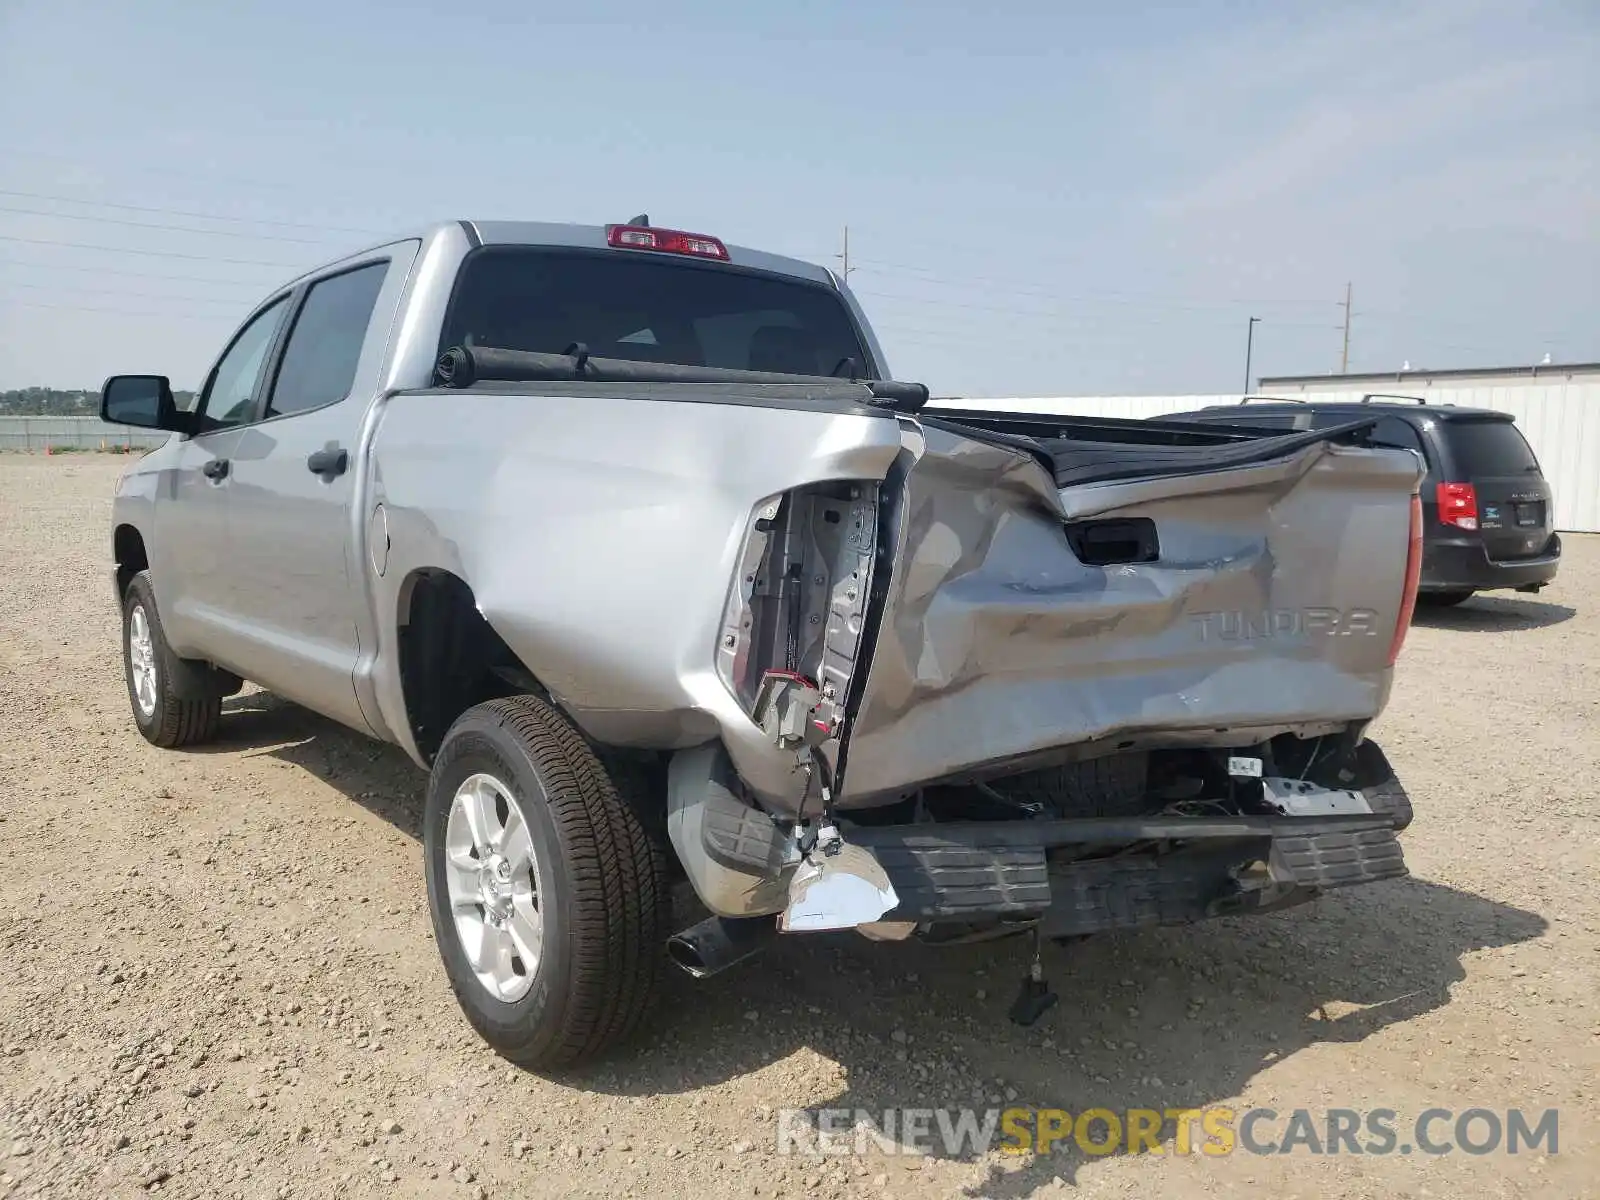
[375,381,1422,814]
[924,406,1380,487]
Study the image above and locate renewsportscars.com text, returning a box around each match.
[776,1106,1560,1158]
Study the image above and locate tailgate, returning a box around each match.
[835,419,1423,804]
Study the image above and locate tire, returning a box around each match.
[1418,589,1473,608]
[424,695,670,1070]
[121,571,221,749]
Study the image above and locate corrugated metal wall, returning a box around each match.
[935,383,1600,533]
[0,417,169,453]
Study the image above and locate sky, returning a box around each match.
[1,0,1596,397]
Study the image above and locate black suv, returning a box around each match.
[1166,395,1561,606]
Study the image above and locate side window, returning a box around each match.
[265,262,388,418]
[1368,417,1424,453]
[197,296,290,429]
[1367,417,1432,480]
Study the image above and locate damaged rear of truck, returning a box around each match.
[392,354,1423,1061]
[655,397,1425,1005]
[102,219,1427,1068]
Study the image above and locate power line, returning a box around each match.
[1,298,237,321]
[0,257,269,288]
[0,235,306,270]
[0,203,345,246]
[855,286,1337,330]
[862,256,1591,344]
[852,262,1338,318]
[0,189,383,236]
[1,280,247,307]
[844,246,1561,340]
[7,148,347,195]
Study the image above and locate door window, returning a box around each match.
[198,297,290,429]
[1366,416,1432,479]
[266,262,388,418]
[1366,417,1422,451]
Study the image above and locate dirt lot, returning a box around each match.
[0,455,1595,1200]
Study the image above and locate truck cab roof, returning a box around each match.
[279,219,839,293]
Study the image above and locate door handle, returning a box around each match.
[201,458,230,481]
[306,447,348,477]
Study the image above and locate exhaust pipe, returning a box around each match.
[666,915,778,979]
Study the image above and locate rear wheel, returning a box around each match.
[1418,589,1474,608]
[121,572,221,748]
[424,695,670,1070]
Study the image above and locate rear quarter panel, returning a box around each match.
[364,386,903,787]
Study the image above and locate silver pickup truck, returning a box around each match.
[101,217,1425,1069]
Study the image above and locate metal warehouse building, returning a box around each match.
[942,361,1600,534]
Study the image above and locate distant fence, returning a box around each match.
[0,416,170,453]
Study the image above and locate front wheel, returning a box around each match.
[121,572,221,748]
[1418,589,1474,608]
[423,695,670,1070]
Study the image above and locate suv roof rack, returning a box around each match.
[1361,392,1427,405]
[1235,394,1306,405]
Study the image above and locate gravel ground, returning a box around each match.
[1,455,1595,1200]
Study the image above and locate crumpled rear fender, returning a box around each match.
[364,387,902,792]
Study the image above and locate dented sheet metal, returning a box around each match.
[835,420,1422,805]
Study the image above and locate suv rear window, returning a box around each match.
[1445,418,1541,477]
[441,247,872,377]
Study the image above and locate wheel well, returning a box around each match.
[114,524,148,597]
[397,570,543,764]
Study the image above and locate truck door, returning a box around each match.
[153,295,292,660]
[220,251,410,732]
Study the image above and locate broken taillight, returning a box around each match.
[1436,481,1478,530]
[606,224,729,260]
[1387,492,1424,666]
[714,483,879,727]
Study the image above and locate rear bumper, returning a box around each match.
[851,812,1408,938]
[1422,533,1561,592]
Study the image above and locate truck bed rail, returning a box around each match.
[433,343,931,412]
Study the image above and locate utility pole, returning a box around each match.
[1244,317,1260,394]
[1338,282,1353,373]
[837,225,853,282]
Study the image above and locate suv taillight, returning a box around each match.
[1387,493,1424,666]
[1436,482,1478,530]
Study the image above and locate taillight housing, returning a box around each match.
[715,483,878,725]
[1387,492,1424,666]
[606,224,729,260]
[1436,481,1478,530]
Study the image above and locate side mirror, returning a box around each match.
[101,375,181,431]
